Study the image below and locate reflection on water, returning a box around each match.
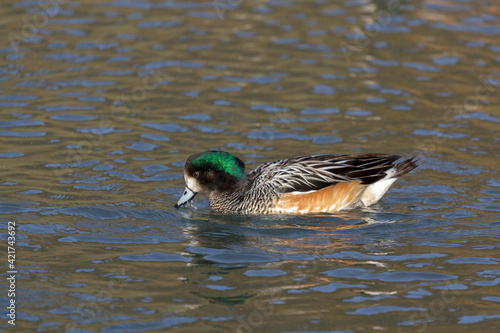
[1,0,500,331]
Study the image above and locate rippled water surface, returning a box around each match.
[1,0,500,332]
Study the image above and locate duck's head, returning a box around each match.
[174,151,246,208]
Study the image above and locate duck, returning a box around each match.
[174,151,418,214]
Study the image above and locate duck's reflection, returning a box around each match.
[177,204,398,256]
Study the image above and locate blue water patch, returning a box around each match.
[142,61,203,69]
[0,102,28,107]
[215,86,241,93]
[100,316,196,333]
[20,223,77,235]
[99,70,134,76]
[178,114,212,122]
[192,125,224,133]
[405,288,432,299]
[392,105,412,111]
[349,67,377,73]
[203,285,234,291]
[432,283,467,290]
[43,53,100,63]
[458,314,500,324]
[433,56,459,66]
[42,105,96,112]
[244,269,286,277]
[53,205,127,219]
[126,142,158,151]
[188,44,212,51]
[19,189,42,195]
[51,80,116,87]
[402,62,440,72]
[142,165,168,173]
[447,257,498,265]
[295,44,331,52]
[78,127,130,135]
[323,268,457,282]
[312,84,336,94]
[455,112,500,123]
[141,122,188,132]
[324,251,447,262]
[483,296,500,303]
[183,90,200,97]
[78,96,106,102]
[322,9,346,16]
[320,73,346,80]
[0,95,37,101]
[214,100,236,106]
[413,129,467,139]
[188,11,220,19]
[188,247,278,263]
[120,253,191,262]
[380,25,411,33]
[251,105,289,113]
[423,3,472,11]
[205,253,279,264]
[140,133,171,142]
[310,282,366,293]
[75,42,118,50]
[137,20,183,29]
[311,136,342,144]
[49,18,96,25]
[0,130,46,137]
[50,114,98,121]
[366,97,385,103]
[272,37,299,44]
[347,306,426,315]
[0,120,44,127]
[59,236,159,244]
[346,110,372,116]
[234,31,255,37]
[344,295,395,303]
[247,130,310,141]
[106,56,132,62]
[431,22,500,35]
[371,59,399,66]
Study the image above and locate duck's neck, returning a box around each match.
[209,180,250,213]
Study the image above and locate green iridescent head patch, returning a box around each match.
[189,151,245,179]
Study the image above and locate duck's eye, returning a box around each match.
[193,171,200,177]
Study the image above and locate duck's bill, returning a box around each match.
[174,187,197,208]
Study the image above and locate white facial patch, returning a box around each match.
[185,174,204,192]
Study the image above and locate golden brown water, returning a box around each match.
[1,0,500,332]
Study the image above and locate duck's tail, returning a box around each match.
[392,157,419,178]
[360,156,418,207]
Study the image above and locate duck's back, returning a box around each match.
[237,154,418,214]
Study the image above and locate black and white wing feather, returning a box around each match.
[247,154,413,194]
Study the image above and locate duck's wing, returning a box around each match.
[247,154,415,194]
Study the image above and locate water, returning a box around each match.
[1,0,500,332]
